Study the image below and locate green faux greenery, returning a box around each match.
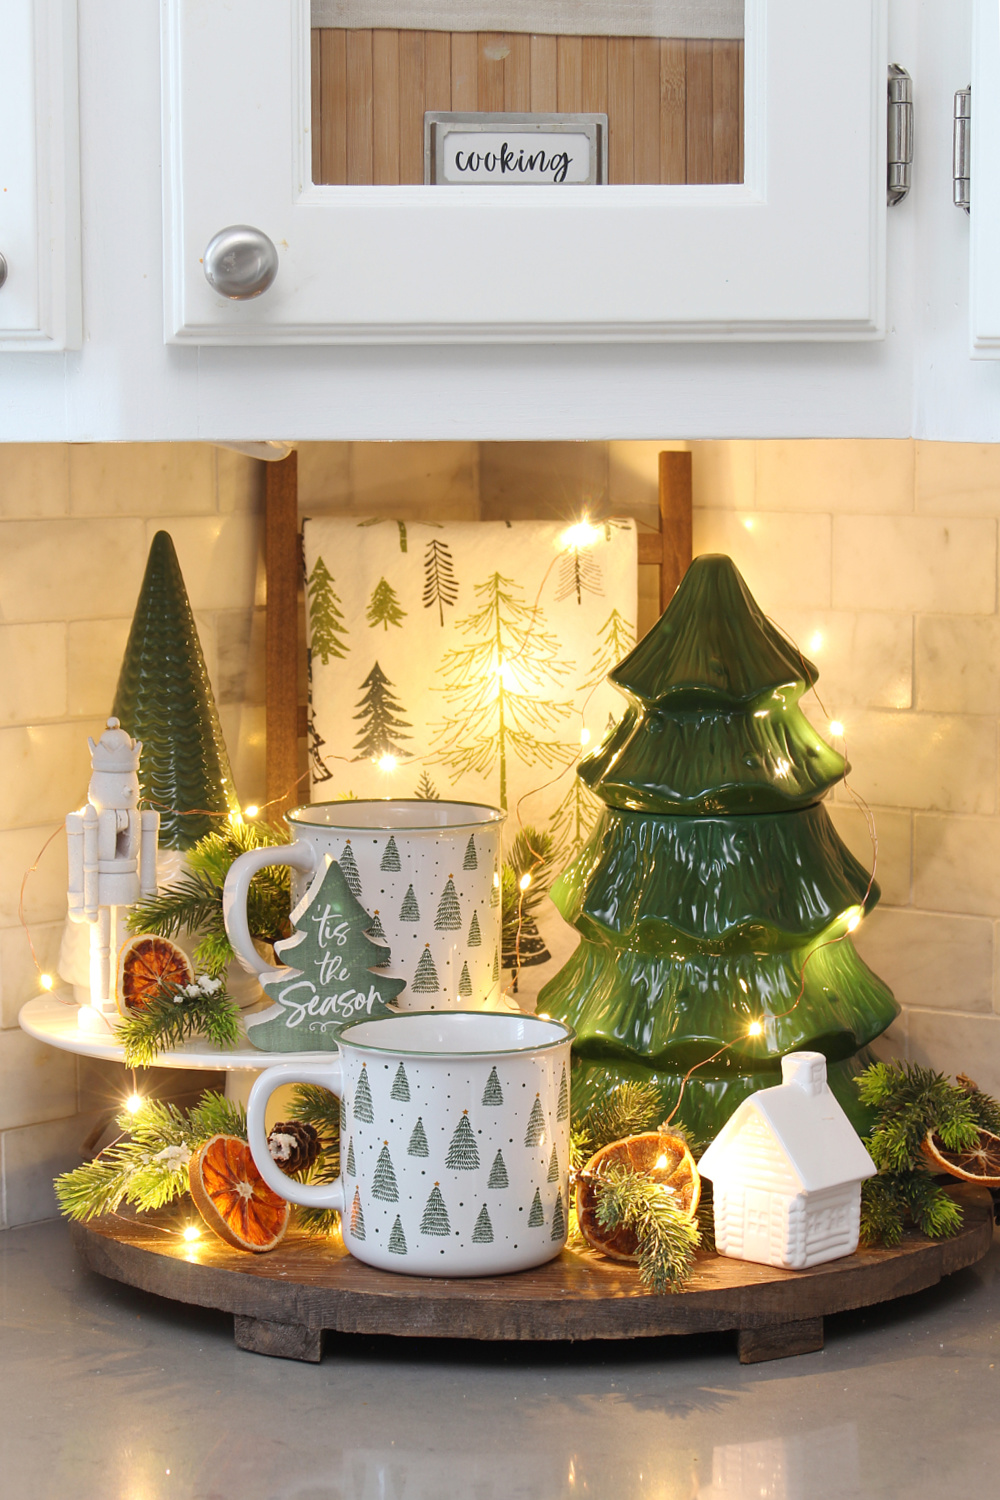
[569,1078,663,1172]
[591,1162,701,1293]
[127,815,292,976]
[282,1084,342,1236]
[55,1092,247,1223]
[113,976,241,1067]
[856,1061,1000,1247]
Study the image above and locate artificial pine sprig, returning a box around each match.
[859,1061,981,1170]
[114,975,241,1066]
[855,1061,1000,1247]
[570,1079,663,1171]
[592,1162,700,1293]
[127,815,292,975]
[54,1092,245,1223]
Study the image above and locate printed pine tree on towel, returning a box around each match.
[423,539,458,626]
[556,543,603,605]
[354,662,411,761]
[537,553,900,1141]
[580,608,635,691]
[372,1142,399,1201]
[549,776,603,865]
[431,571,574,810]
[306,654,334,784]
[421,1184,450,1236]
[468,911,482,948]
[246,860,406,1054]
[307,556,350,664]
[412,945,439,994]
[415,771,440,800]
[434,877,462,931]
[367,577,407,632]
[446,1111,480,1170]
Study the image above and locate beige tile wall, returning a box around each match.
[0,445,264,1227]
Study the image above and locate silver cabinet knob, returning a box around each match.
[203,226,278,300]
[0,254,7,291]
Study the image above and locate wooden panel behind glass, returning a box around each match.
[311,30,743,185]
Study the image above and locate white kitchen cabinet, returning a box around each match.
[163,0,887,345]
[0,0,81,352]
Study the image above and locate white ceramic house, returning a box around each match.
[698,1052,877,1270]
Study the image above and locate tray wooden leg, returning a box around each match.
[234,1314,323,1363]
[737,1317,824,1364]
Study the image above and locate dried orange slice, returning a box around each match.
[117,933,194,1015]
[576,1131,700,1261]
[189,1134,290,1253]
[921,1127,1000,1187]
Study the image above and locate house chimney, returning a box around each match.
[781,1051,828,1097]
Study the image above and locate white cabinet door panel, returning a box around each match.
[0,0,81,351]
[163,0,886,345]
[971,0,1000,354]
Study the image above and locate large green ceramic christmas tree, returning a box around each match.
[538,554,898,1140]
[113,530,239,849]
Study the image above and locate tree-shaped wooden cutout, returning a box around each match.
[246,857,405,1053]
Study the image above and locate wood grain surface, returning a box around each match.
[310,31,744,185]
[72,1187,994,1352]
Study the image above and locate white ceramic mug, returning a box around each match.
[246,1010,574,1277]
[223,800,505,1010]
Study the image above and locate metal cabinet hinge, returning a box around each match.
[954,85,971,213]
[887,64,913,205]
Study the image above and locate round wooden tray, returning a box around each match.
[71,1184,995,1366]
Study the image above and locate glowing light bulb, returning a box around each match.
[742,517,755,532]
[809,631,824,653]
[560,517,601,551]
[829,720,844,738]
[580,727,591,746]
[376,754,397,773]
[844,906,863,933]
[125,1093,143,1115]
[39,973,54,991]
[493,872,500,888]
[182,1225,201,1243]
[518,873,532,891]
[243,804,259,818]
[747,1020,764,1038]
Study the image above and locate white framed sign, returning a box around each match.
[425,114,607,186]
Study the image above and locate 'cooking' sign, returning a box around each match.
[425,112,607,186]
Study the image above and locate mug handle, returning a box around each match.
[222,843,317,978]
[246,1060,346,1212]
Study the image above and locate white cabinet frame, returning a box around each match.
[970,0,1000,355]
[165,0,886,346]
[0,0,81,351]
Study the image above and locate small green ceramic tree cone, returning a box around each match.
[538,554,899,1141]
[113,531,239,850]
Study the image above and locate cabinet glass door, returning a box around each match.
[162,0,884,344]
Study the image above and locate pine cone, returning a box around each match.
[267,1121,321,1174]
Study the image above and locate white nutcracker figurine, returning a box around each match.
[66,718,159,1029]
